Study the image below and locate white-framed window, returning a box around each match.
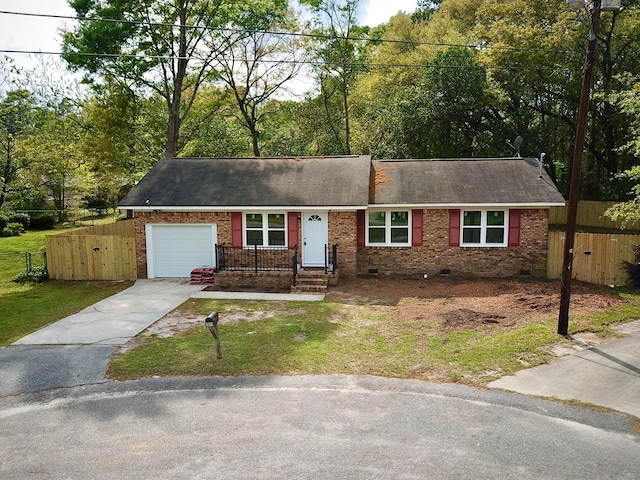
[461,210,507,247]
[367,210,410,246]
[245,213,286,246]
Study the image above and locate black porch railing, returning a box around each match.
[215,244,338,286]
[216,244,298,273]
[325,244,338,274]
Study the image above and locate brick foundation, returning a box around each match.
[214,270,292,290]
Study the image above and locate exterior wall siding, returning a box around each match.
[328,211,358,277]
[133,208,549,280]
[356,209,549,278]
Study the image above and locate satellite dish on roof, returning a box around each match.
[507,135,524,158]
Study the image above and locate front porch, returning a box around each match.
[212,244,339,293]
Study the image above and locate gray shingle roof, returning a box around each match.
[371,158,565,206]
[119,156,372,208]
[119,156,565,209]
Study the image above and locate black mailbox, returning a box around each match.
[205,311,218,327]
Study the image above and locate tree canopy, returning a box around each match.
[1,0,640,219]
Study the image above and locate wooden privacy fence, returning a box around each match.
[547,231,640,286]
[46,220,136,281]
[549,200,640,230]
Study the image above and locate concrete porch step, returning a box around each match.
[291,272,329,294]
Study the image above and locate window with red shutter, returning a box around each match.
[449,210,461,246]
[231,212,242,247]
[508,209,521,246]
[412,209,423,246]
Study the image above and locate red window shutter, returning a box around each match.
[288,212,299,247]
[449,210,461,246]
[357,210,366,246]
[412,209,423,246]
[231,212,243,247]
[508,209,521,246]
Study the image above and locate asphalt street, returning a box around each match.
[1,375,638,479]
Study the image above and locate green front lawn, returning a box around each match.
[109,290,640,385]
[0,229,132,346]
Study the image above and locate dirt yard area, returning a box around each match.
[138,276,626,344]
[324,276,623,334]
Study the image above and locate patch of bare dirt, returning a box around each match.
[121,276,629,354]
[325,276,624,333]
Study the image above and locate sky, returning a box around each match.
[0,0,419,70]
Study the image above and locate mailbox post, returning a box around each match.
[205,311,222,359]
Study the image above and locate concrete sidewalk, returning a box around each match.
[488,325,640,418]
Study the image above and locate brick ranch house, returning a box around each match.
[118,155,565,290]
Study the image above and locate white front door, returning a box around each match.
[302,211,328,266]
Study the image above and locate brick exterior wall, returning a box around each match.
[328,211,358,277]
[356,209,550,278]
[133,208,549,280]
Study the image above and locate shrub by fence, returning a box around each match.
[547,231,640,286]
[46,220,136,281]
[0,251,47,281]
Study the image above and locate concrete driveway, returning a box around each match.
[1,280,204,396]
[14,279,205,346]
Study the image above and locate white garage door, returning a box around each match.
[146,224,217,278]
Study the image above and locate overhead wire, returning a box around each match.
[0,48,578,73]
[0,9,578,56]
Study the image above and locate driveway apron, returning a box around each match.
[1,280,203,397]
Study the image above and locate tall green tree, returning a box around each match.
[473,0,640,199]
[216,8,303,156]
[81,80,163,207]
[301,0,370,155]
[63,0,289,158]
[606,75,640,227]
[20,99,89,221]
[401,47,500,158]
[0,89,36,209]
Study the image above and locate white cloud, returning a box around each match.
[362,0,417,27]
[0,0,74,52]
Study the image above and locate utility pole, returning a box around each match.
[558,0,602,336]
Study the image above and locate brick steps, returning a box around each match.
[291,271,329,294]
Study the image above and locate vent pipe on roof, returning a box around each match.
[538,153,546,179]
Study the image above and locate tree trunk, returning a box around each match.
[251,129,261,157]
[165,5,189,158]
[166,108,180,158]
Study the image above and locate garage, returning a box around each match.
[146,224,217,278]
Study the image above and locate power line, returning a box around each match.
[0,9,578,56]
[0,49,578,73]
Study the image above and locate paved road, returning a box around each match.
[1,375,638,480]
